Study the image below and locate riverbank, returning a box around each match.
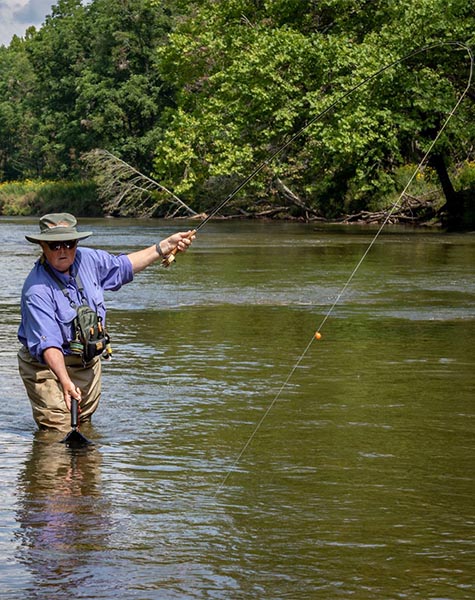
[0,179,101,217]
[0,177,471,229]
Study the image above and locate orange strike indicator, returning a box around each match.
[315,331,322,340]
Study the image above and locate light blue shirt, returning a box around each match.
[18,247,134,362]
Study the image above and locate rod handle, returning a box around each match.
[71,397,79,429]
[161,250,177,268]
[161,230,196,268]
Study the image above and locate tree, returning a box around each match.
[0,0,473,226]
[1,0,177,180]
[153,0,474,223]
[0,37,38,179]
[21,0,89,177]
[74,0,176,172]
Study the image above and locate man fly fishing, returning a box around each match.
[18,213,194,432]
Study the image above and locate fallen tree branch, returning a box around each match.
[274,177,322,218]
[340,191,442,224]
[81,149,197,218]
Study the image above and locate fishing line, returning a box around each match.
[213,41,473,498]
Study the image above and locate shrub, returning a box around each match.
[0,180,102,216]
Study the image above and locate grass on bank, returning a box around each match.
[0,160,473,224]
[0,180,102,217]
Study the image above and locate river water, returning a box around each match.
[0,216,473,599]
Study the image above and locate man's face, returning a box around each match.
[41,240,78,273]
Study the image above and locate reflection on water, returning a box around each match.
[0,217,474,599]
[15,431,108,593]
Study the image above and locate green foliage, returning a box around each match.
[0,180,45,215]
[34,180,101,215]
[1,0,175,180]
[455,160,475,191]
[0,179,99,216]
[0,43,38,180]
[153,0,474,219]
[0,0,473,224]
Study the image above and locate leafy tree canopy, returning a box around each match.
[0,0,473,224]
[154,0,474,217]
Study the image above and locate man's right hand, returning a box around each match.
[43,346,82,412]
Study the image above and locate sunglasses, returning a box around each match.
[46,240,78,251]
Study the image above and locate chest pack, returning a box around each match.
[43,261,112,364]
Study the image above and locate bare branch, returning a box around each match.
[82,149,197,218]
[274,177,322,217]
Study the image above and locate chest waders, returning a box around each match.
[42,260,112,449]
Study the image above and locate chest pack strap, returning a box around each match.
[41,258,87,309]
[41,258,112,363]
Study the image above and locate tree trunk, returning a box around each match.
[429,153,464,228]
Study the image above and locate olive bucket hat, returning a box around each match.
[25,213,93,244]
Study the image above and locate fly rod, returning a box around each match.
[162,40,472,268]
